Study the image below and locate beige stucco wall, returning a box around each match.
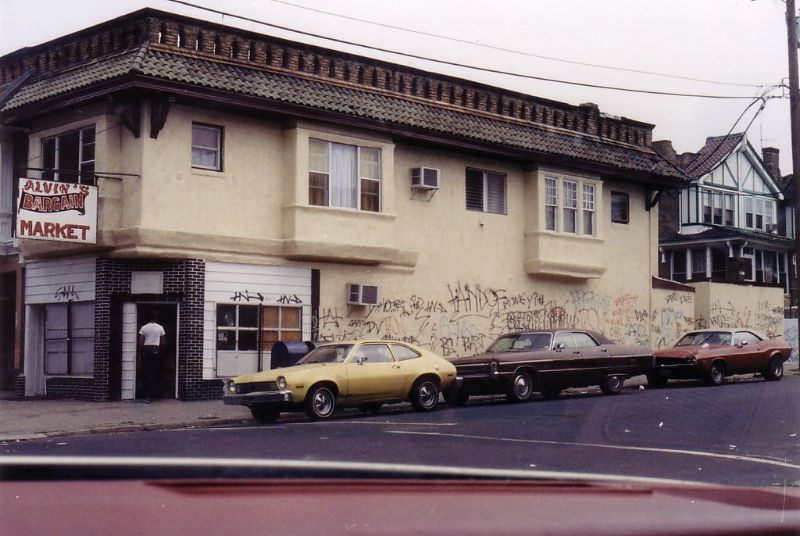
[650,287,695,349]
[692,282,784,338]
[29,103,771,358]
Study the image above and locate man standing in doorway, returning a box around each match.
[138,312,166,403]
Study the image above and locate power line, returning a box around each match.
[265,0,765,89]
[166,0,766,100]
[683,87,780,176]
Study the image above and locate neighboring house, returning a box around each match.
[655,134,793,336]
[0,9,687,401]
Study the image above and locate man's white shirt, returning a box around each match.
[139,322,166,346]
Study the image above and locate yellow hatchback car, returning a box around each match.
[223,340,457,423]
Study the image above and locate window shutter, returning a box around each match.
[465,169,484,211]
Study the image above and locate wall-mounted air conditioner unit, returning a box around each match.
[347,283,379,306]
[411,167,440,190]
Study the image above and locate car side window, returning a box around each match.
[734,332,761,346]
[570,332,599,348]
[355,344,394,363]
[390,344,421,361]
[553,332,573,349]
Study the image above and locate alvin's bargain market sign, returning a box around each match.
[16,178,97,243]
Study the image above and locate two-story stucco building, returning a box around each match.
[0,9,693,401]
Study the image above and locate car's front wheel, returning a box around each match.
[250,405,280,424]
[305,384,337,420]
[704,361,725,386]
[600,375,624,395]
[410,378,440,411]
[763,357,784,381]
[507,370,533,402]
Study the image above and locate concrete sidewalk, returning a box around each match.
[0,398,253,442]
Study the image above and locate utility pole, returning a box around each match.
[788,0,800,367]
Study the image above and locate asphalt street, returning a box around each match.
[3,376,799,487]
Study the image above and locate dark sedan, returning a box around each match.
[445,329,653,405]
[649,329,791,387]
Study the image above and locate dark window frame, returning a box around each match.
[611,191,630,224]
[465,167,507,215]
[40,125,96,185]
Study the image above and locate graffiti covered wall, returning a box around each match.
[317,280,696,356]
[692,282,784,338]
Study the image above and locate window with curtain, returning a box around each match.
[191,123,223,171]
[308,138,381,212]
[545,178,558,231]
[563,181,578,233]
[41,126,96,184]
[465,168,506,214]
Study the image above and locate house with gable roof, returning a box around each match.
[654,134,793,336]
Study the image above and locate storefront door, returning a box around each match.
[134,304,178,400]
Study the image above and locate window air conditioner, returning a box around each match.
[411,167,440,190]
[347,283,379,306]
[766,224,778,234]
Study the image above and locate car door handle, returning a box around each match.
[572,351,581,355]
[392,365,401,369]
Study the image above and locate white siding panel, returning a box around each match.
[25,257,96,304]
[203,262,312,379]
[121,303,137,400]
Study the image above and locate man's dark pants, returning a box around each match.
[143,345,160,401]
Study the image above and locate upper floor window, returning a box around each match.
[41,126,95,185]
[192,123,223,171]
[611,191,629,224]
[308,138,381,212]
[466,168,506,214]
[743,196,775,232]
[701,190,734,226]
[545,176,597,235]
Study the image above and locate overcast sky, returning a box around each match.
[1,0,796,175]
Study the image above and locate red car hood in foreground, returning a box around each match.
[1,456,799,535]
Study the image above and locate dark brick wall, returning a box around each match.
[91,257,219,402]
[659,189,680,240]
[45,377,94,399]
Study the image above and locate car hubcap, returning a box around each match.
[712,366,722,383]
[419,383,436,407]
[774,362,783,377]
[514,375,531,398]
[609,377,621,390]
[313,390,333,416]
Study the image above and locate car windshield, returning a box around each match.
[296,344,353,364]
[675,331,732,347]
[487,333,552,352]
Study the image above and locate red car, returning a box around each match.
[649,329,791,387]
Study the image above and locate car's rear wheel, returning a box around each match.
[705,361,725,386]
[250,405,280,424]
[305,384,337,420]
[763,357,784,381]
[507,370,533,402]
[358,403,382,415]
[646,372,668,388]
[443,389,469,406]
[410,378,440,411]
[600,375,624,395]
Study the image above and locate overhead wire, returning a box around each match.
[264,0,765,89]
[165,0,767,100]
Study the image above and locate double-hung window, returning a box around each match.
[544,176,598,235]
[308,138,381,212]
[41,126,96,184]
[465,168,506,214]
[191,123,223,171]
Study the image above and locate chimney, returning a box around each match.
[762,147,780,180]
[652,140,679,166]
